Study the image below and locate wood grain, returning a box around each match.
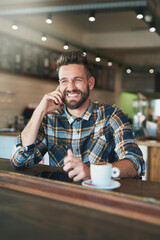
[137,137,160,182]
[1,187,160,240]
[149,147,160,182]
[0,170,160,226]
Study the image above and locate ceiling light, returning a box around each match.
[108,61,112,67]
[41,34,47,41]
[89,11,95,22]
[95,56,101,62]
[149,68,154,74]
[150,27,156,32]
[126,68,132,74]
[136,13,143,20]
[63,43,69,50]
[136,9,143,20]
[149,23,156,32]
[12,23,18,30]
[46,14,52,24]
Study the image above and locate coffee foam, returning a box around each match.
[92,162,109,166]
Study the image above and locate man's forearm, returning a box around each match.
[21,107,45,147]
[112,159,137,178]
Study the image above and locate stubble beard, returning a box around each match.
[62,85,90,110]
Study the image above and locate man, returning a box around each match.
[11,51,145,182]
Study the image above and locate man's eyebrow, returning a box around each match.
[75,76,84,79]
[59,77,67,81]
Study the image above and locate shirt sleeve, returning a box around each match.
[10,121,47,169]
[110,106,145,177]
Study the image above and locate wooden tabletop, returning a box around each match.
[1,158,160,200]
[136,136,160,147]
[0,158,160,240]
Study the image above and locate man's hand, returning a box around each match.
[63,149,90,182]
[21,86,63,147]
[37,86,64,115]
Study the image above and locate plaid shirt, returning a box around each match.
[11,101,145,176]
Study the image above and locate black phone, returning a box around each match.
[36,171,72,183]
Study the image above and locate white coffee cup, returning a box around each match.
[90,162,120,187]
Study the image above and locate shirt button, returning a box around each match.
[76,149,79,152]
[77,130,80,134]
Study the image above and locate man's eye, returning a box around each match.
[60,80,67,84]
[76,79,82,82]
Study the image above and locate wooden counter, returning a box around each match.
[0,131,20,136]
[0,158,160,240]
[137,137,160,183]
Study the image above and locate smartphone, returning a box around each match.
[36,171,72,183]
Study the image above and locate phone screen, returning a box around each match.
[36,171,72,183]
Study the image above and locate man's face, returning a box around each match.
[59,64,91,110]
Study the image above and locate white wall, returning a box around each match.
[0,72,57,128]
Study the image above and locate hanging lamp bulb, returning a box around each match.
[89,11,95,22]
[46,14,52,24]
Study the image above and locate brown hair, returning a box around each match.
[56,51,92,79]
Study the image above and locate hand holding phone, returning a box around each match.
[37,85,64,115]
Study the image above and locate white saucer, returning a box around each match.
[82,179,121,190]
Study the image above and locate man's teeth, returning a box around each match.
[68,93,78,97]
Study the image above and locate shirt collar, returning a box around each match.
[61,101,94,124]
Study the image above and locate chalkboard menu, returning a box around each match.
[23,44,42,76]
[0,33,60,79]
[0,36,17,72]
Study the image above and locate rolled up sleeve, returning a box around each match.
[10,125,47,169]
[110,106,145,177]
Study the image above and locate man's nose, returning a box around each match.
[67,81,76,90]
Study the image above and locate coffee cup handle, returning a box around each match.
[112,167,120,178]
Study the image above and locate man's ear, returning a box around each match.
[88,77,95,90]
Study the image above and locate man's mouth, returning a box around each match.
[65,91,81,99]
[67,93,79,97]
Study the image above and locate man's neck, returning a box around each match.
[67,99,90,118]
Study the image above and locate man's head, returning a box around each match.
[57,51,95,110]
[57,51,92,79]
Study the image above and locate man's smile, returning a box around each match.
[67,93,79,98]
[64,90,81,100]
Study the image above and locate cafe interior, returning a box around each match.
[0,0,160,239]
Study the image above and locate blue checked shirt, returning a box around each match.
[11,101,145,176]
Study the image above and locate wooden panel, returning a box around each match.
[149,147,160,182]
[137,138,160,182]
[1,187,160,240]
[0,171,160,226]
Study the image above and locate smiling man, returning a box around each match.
[11,51,145,181]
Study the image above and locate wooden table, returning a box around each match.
[0,158,160,240]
